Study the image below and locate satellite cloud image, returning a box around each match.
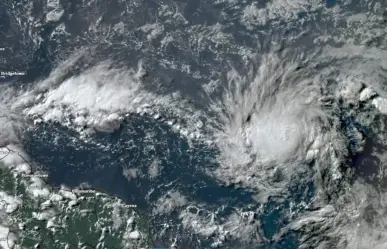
[1,0,387,248]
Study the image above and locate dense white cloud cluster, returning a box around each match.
[203,52,345,202]
[21,61,157,134]
[194,41,387,248]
